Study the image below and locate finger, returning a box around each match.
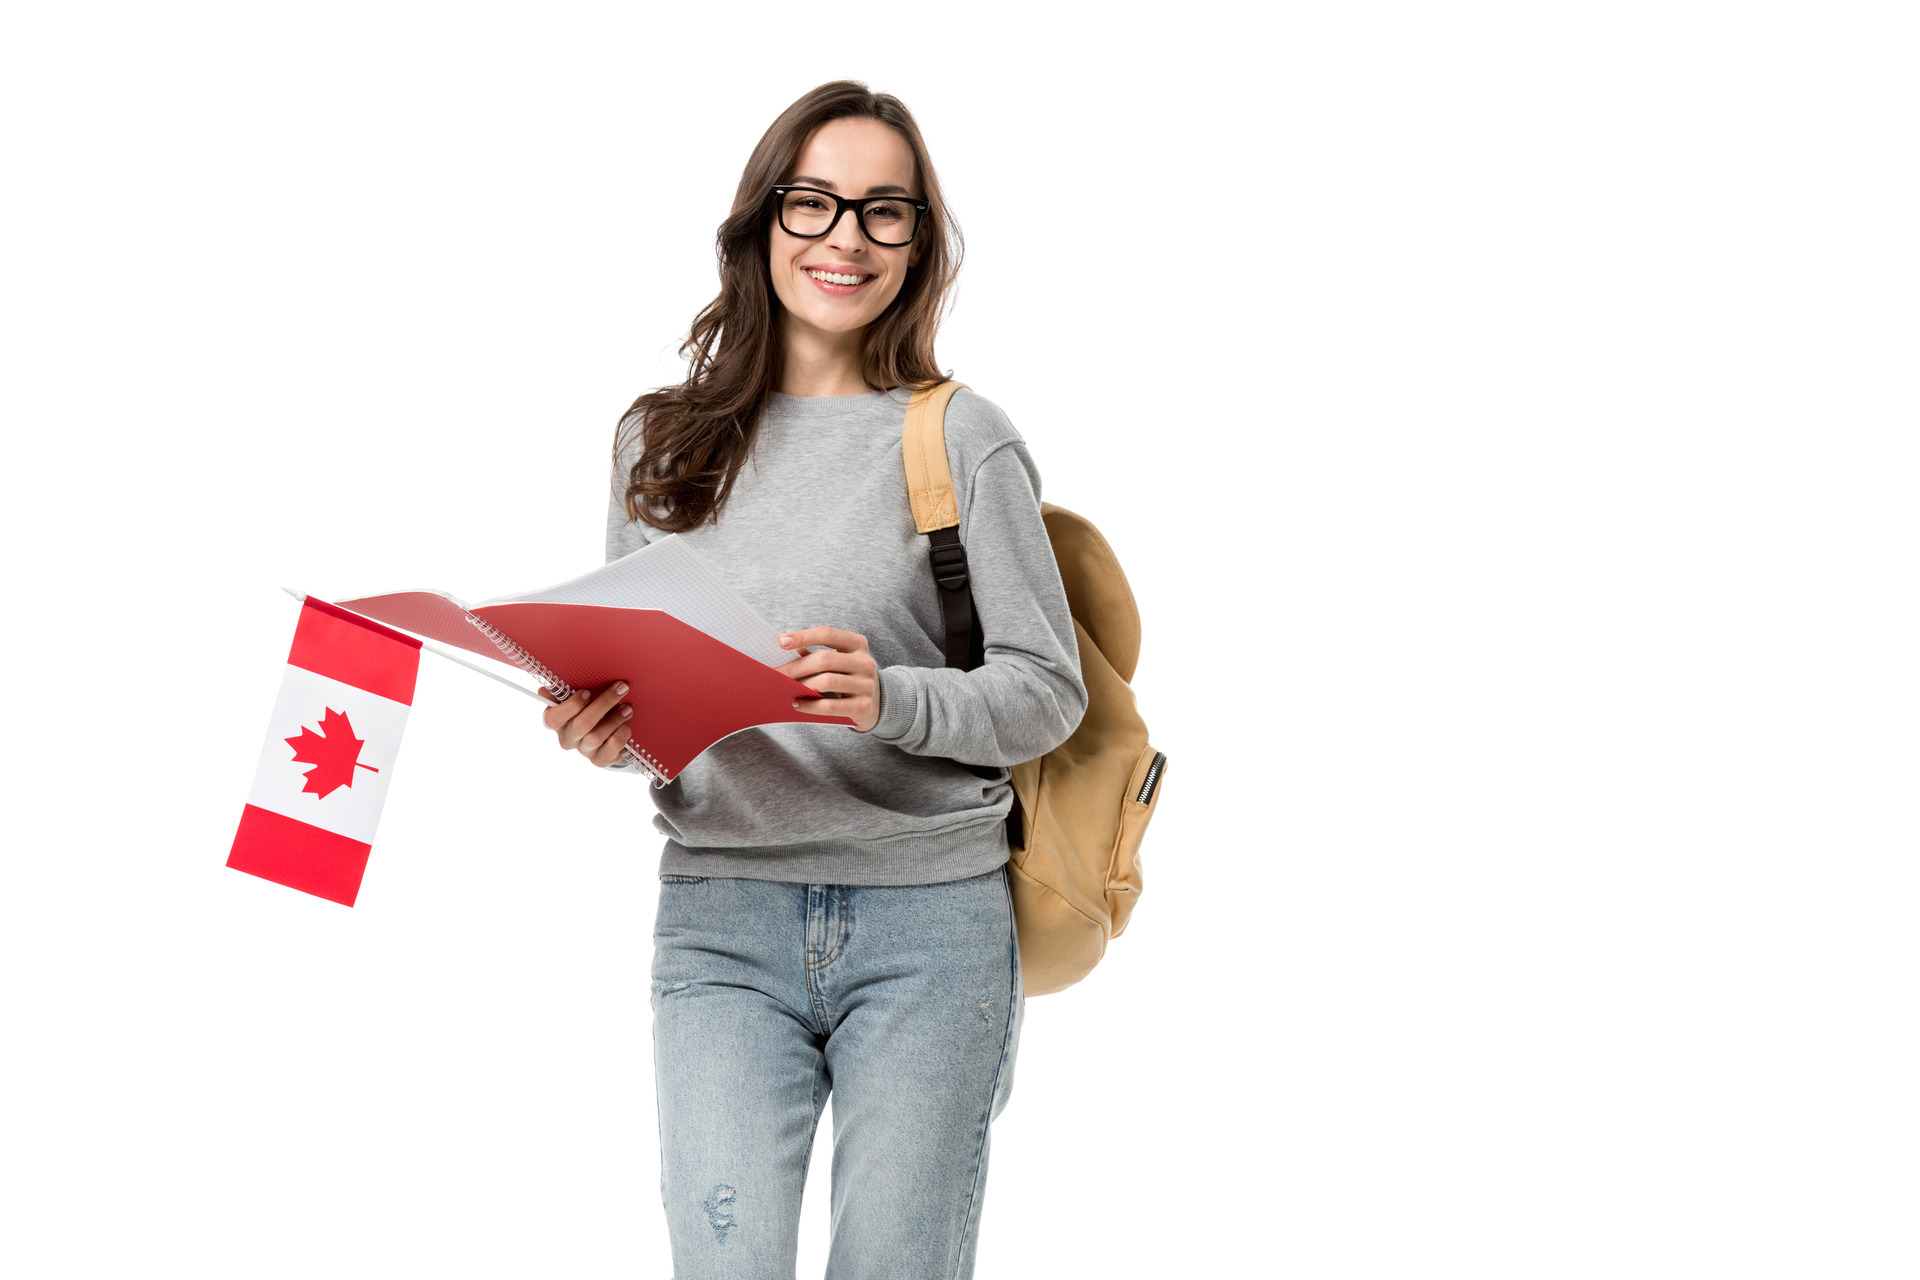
[778,626,869,655]
[587,680,630,722]
[542,689,586,732]
[792,690,867,719]
[589,720,633,767]
[546,689,603,736]
[778,649,857,680]
[784,644,879,679]
[794,671,866,697]
[581,703,635,757]
[560,681,629,750]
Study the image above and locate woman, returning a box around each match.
[542,81,1087,1280]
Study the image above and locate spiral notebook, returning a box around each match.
[327,536,853,785]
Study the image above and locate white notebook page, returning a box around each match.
[477,535,793,668]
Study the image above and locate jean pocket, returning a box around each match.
[659,874,709,885]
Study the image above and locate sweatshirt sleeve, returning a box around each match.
[869,439,1088,767]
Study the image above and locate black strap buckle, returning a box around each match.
[929,540,969,589]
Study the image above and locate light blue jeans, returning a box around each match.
[650,867,1024,1280]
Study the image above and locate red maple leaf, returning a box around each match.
[285,707,378,799]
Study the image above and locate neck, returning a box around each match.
[777,320,873,397]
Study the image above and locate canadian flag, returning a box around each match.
[228,598,422,906]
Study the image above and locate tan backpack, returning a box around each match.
[902,380,1168,995]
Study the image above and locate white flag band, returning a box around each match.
[246,663,410,845]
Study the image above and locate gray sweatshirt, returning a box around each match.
[604,386,1088,886]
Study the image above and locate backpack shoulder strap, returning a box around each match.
[902,380,968,532]
[901,380,983,671]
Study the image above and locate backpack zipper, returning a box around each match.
[1135,751,1166,805]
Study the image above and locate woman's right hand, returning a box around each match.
[542,681,634,767]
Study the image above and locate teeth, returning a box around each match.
[807,269,867,286]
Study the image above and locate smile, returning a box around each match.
[804,268,876,295]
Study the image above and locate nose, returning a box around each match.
[824,205,870,254]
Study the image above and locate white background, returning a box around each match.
[3,3,1915,1277]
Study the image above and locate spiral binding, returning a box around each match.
[465,612,672,787]
[466,613,565,691]
[623,741,672,788]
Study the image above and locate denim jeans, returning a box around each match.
[650,867,1024,1280]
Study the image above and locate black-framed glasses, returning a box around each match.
[769,185,928,247]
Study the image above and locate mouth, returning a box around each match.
[802,266,878,296]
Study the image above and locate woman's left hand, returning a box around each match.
[778,626,881,733]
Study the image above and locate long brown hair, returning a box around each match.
[613,81,963,533]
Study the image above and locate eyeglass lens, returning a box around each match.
[778,190,918,246]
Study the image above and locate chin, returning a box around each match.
[784,296,872,331]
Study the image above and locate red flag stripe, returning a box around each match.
[287,599,422,706]
[227,804,374,907]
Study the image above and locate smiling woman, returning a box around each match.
[599,89,966,534]
[537,81,1089,1280]
[763,117,932,390]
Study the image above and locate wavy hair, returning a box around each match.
[613,81,962,533]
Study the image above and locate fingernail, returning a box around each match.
[615,682,628,694]
[779,636,792,647]
[619,705,632,717]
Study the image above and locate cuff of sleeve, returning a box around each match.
[872,665,919,741]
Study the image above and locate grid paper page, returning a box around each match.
[477,535,792,668]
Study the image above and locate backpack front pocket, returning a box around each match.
[1106,744,1166,938]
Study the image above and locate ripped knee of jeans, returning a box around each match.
[703,1184,737,1243]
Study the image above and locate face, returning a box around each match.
[767,117,925,344]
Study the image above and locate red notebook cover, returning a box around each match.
[332,591,854,781]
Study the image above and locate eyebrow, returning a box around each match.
[789,175,914,197]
